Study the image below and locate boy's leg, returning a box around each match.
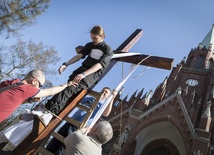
[45,85,83,115]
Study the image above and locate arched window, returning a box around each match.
[195,55,205,69]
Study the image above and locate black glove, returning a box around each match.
[20,113,34,122]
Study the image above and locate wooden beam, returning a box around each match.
[113,53,174,70]
[12,116,46,154]
[76,48,174,70]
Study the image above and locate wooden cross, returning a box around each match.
[13,29,174,155]
[76,29,173,89]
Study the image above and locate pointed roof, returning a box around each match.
[201,24,214,51]
[136,92,209,142]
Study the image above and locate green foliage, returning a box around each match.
[0,0,50,37]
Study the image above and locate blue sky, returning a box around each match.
[11,1,214,98]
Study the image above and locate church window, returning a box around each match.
[195,55,205,69]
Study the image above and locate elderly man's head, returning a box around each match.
[90,121,113,144]
[25,70,45,88]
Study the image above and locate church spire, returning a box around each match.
[201,24,214,51]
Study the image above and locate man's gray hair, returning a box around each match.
[96,121,113,144]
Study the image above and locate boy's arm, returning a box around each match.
[102,90,118,117]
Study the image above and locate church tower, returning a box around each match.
[154,24,214,128]
[103,24,214,155]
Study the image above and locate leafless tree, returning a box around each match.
[0,39,60,81]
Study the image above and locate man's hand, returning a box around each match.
[112,89,118,97]
[28,97,42,103]
[58,65,67,74]
[80,126,91,135]
[73,73,85,83]
[67,81,79,87]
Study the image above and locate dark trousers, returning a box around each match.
[46,122,77,155]
[45,84,85,115]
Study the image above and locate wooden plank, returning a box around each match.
[76,104,91,112]
[12,115,46,153]
[35,146,53,155]
[113,53,174,70]
[88,90,101,98]
[33,115,47,134]
[13,90,88,155]
[65,116,83,128]
[78,93,101,128]
[52,131,65,143]
[76,49,173,70]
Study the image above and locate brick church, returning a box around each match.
[102,24,214,155]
